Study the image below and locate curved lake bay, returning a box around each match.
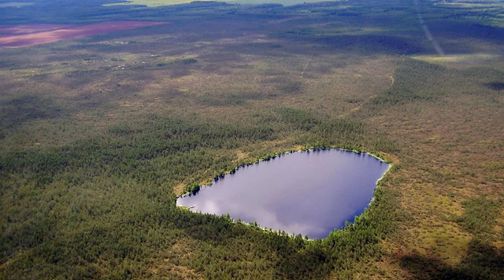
[177,149,390,239]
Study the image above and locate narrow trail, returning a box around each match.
[414,0,445,56]
[300,55,314,78]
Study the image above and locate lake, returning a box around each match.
[177,149,390,239]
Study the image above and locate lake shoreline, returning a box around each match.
[176,145,395,240]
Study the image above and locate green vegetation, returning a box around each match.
[458,197,500,238]
[401,197,503,279]
[1,0,504,279]
[0,95,65,131]
[370,60,446,106]
[0,109,397,279]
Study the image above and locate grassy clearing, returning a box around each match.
[411,54,501,65]
[458,197,501,239]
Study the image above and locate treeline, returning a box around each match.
[0,117,275,181]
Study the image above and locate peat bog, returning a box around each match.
[1,0,504,279]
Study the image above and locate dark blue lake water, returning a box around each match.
[177,149,389,239]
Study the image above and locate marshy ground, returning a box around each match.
[0,0,503,279]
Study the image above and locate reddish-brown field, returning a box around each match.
[0,21,162,48]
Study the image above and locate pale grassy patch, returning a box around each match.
[146,238,203,280]
[411,53,500,65]
[172,183,186,196]
[417,222,472,265]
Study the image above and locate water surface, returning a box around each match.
[177,149,389,239]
